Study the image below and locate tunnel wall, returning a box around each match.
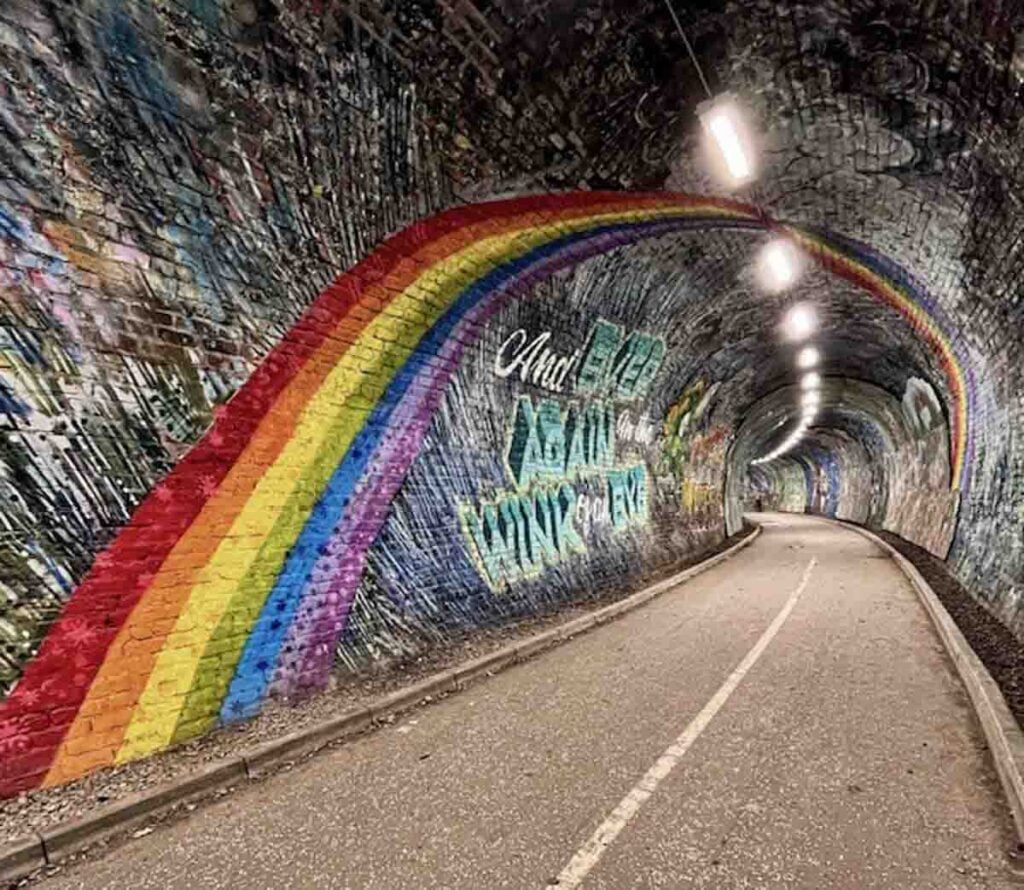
[744,413,957,558]
[0,0,1019,801]
[736,373,960,560]
[1,183,753,794]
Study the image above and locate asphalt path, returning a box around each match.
[40,514,1020,888]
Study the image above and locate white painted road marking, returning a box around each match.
[552,557,818,888]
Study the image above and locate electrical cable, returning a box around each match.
[662,0,713,99]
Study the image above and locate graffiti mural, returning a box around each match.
[658,379,730,527]
[883,377,957,557]
[459,317,662,592]
[0,184,985,798]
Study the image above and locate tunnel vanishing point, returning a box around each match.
[3,1,1024,883]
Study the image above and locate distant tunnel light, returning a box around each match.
[758,238,801,293]
[751,408,814,464]
[783,303,817,341]
[797,346,819,369]
[698,94,756,188]
[801,371,821,390]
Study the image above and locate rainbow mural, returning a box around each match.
[0,192,974,796]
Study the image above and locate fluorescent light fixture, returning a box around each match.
[782,303,816,341]
[797,346,819,369]
[801,372,821,390]
[697,93,756,189]
[758,239,801,293]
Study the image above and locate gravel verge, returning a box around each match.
[876,530,1024,728]
[1,524,754,846]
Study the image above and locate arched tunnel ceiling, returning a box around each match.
[392,0,1020,510]
[542,228,953,436]
[12,0,1015,437]
[733,376,935,479]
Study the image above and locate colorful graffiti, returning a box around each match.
[0,191,979,797]
[461,317,662,591]
[661,379,720,477]
[659,379,730,523]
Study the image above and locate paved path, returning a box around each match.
[40,514,1019,888]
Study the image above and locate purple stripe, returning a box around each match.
[273,221,686,694]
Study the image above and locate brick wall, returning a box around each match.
[2,0,1024,795]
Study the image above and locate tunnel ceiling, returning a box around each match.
[376,0,1023,625]
[11,0,1017,456]
[383,0,1023,481]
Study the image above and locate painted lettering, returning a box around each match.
[494,328,580,394]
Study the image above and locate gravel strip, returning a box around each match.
[877,530,1024,728]
[1,525,754,845]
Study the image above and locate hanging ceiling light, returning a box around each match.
[662,1,758,190]
[757,238,802,292]
[796,346,819,369]
[783,303,817,341]
[697,94,757,189]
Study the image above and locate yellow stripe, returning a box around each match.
[115,204,734,760]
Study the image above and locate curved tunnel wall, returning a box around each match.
[0,0,1020,802]
[729,377,958,558]
[0,191,972,795]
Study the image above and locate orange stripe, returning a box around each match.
[44,195,692,783]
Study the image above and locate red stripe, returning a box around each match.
[0,191,685,794]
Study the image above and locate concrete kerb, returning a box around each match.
[841,520,1024,850]
[0,523,761,884]
[241,707,374,779]
[41,758,247,864]
[0,834,44,884]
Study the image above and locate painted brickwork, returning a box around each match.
[2,0,1024,801]
[0,183,975,796]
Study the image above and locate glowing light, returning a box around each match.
[758,239,801,292]
[697,94,756,188]
[801,372,821,390]
[802,390,820,407]
[796,346,819,369]
[751,413,812,465]
[783,303,816,341]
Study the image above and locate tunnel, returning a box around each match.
[2,1,1024,880]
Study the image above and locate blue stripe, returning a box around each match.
[219,214,748,720]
